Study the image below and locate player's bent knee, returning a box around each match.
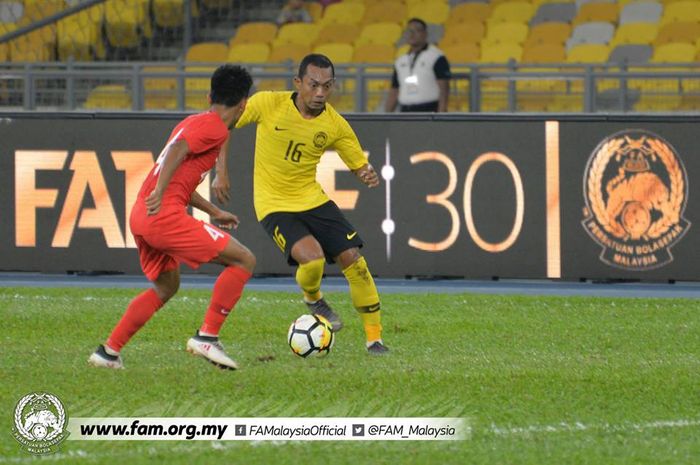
[239,248,256,273]
[336,247,362,269]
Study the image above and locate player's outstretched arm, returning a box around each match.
[352,163,379,188]
[147,139,190,215]
[212,136,231,204]
[190,191,240,230]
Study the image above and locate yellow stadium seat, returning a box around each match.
[355,22,403,47]
[153,0,184,28]
[611,23,658,47]
[407,2,450,25]
[440,22,485,48]
[443,43,480,63]
[313,43,354,63]
[57,17,100,61]
[105,0,152,48]
[84,85,132,110]
[269,43,311,63]
[448,3,492,26]
[186,42,228,62]
[144,66,177,110]
[21,0,63,23]
[230,22,277,46]
[573,2,619,26]
[522,43,566,63]
[395,44,409,58]
[227,43,270,63]
[9,28,54,62]
[353,43,394,91]
[274,23,321,47]
[654,22,700,46]
[484,22,529,45]
[321,2,365,26]
[305,2,323,22]
[480,43,523,62]
[363,1,407,25]
[489,2,535,25]
[548,94,583,112]
[315,23,360,46]
[661,1,700,24]
[652,42,696,62]
[566,43,610,63]
[634,93,682,111]
[524,22,571,47]
[532,0,574,6]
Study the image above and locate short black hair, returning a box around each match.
[210,64,252,107]
[297,54,335,79]
[407,18,427,31]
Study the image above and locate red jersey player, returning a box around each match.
[88,65,255,370]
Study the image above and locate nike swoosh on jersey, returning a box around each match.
[346,231,358,240]
[274,126,288,131]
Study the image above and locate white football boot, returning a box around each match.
[88,345,125,369]
[186,331,239,370]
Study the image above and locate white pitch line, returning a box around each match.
[489,418,700,436]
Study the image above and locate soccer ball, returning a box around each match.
[288,314,335,357]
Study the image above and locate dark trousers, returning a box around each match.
[399,101,439,112]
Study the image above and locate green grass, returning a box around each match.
[2,287,700,464]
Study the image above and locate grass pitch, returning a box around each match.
[2,286,700,464]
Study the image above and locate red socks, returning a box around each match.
[200,266,251,336]
[107,288,163,352]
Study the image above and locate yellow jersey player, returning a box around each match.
[214,54,388,354]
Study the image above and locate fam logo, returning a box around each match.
[12,392,69,455]
[582,129,690,270]
[313,131,328,149]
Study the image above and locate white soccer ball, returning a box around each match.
[288,314,335,358]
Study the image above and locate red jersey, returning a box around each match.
[138,111,229,209]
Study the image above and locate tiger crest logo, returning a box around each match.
[582,130,690,270]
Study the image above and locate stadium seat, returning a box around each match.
[9,28,54,62]
[566,43,610,62]
[610,23,659,47]
[634,93,682,111]
[227,43,270,63]
[355,22,403,47]
[575,0,616,8]
[654,22,700,46]
[305,2,322,22]
[21,0,63,23]
[447,3,492,25]
[144,65,177,110]
[313,43,354,63]
[153,0,185,28]
[353,43,394,92]
[529,2,577,26]
[619,1,663,25]
[566,22,615,50]
[522,42,566,63]
[315,23,360,46]
[57,10,105,61]
[363,1,408,25]
[440,22,485,48]
[488,2,536,26]
[408,2,451,25]
[274,23,321,48]
[660,1,700,24]
[524,22,572,47]
[608,44,653,64]
[480,42,523,62]
[483,22,529,46]
[230,22,277,46]
[268,43,311,63]
[84,84,132,110]
[572,2,619,26]
[321,2,366,26]
[104,0,152,48]
[443,43,480,63]
[186,42,228,62]
[651,42,696,62]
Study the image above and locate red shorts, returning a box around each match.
[130,202,230,281]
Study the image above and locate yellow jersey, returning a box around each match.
[235,91,368,220]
